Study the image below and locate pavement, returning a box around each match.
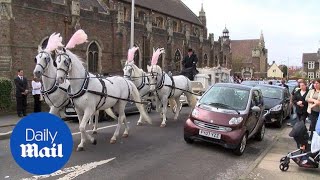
[242,124,320,180]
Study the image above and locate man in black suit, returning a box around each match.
[181,48,199,80]
[14,69,29,117]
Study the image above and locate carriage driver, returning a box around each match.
[182,48,198,80]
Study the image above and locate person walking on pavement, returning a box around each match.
[306,79,320,139]
[292,80,309,124]
[287,79,303,126]
[31,77,42,112]
[14,69,29,117]
[181,48,198,80]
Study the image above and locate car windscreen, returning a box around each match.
[199,86,250,110]
[256,86,282,99]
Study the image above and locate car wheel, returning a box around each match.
[275,112,284,128]
[184,135,194,144]
[233,133,247,156]
[255,122,265,141]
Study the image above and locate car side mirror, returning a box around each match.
[251,106,260,112]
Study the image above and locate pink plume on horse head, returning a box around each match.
[151,48,165,65]
[45,33,64,52]
[127,47,139,62]
[65,29,88,49]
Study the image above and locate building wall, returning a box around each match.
[0,0,231,82]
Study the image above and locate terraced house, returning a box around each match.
[302,49,320,79]
[0,0,233,81]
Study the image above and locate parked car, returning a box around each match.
[184,83,265,156]
[63,100,152,121]
[255,84,291,128]
[241,80,260,87]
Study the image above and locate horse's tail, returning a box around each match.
[185,79,197,108]
[128,81,152,124]
[105,108,117,120]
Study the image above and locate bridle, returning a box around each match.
[35,51,51,73]
[56,53,72,76]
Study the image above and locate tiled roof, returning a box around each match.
[231,39,259,63]
[80,0,108,13]
[302,53,318,63]
[120,0,203,26]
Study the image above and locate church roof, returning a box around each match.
[302,53,318,63]
[120,0,203,26]
[231,39,259,63]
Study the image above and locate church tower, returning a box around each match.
[198,3,207,39]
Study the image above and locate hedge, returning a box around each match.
[0,77,13,111]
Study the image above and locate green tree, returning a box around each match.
[281,65,288,78]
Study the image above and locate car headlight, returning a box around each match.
[229,117,243,125]
[270,104,282,111]
[191,108,199,118]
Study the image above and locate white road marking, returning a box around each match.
[22,157,116,180]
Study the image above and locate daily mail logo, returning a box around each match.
[20,129,63,158]
[10,113,73,175]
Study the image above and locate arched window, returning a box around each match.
[88,42,99,73]
[215,55,218,66]
[174,49,182,72]
[154,17,164,28]
[173,21,178,32]
[138,11,145,23]
[203,53,208,67]
[41,38,49,49]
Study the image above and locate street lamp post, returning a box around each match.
[130,0,135,48]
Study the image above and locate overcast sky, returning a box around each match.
[182,0,320,66]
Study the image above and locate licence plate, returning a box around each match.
[199,129,221,139]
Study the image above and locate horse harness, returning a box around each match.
[151,70,175,100]
[41,79,69,109]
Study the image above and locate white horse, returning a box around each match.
[55,30,151,151]
[33,33,115,134]
[123,47,155,125]
[147,48,197,127]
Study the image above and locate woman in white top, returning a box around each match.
[32,77,42,112]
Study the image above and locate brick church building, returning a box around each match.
[0,0,233,80]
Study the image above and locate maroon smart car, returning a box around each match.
[184,83,266,155]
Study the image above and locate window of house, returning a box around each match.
[273,69,276,73]
[88,42,99,73]
[308,61,315,69]
[316,72,320,78]
[124,7,128,21]
[308,72,314,79]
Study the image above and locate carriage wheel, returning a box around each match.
[279,162,289,171]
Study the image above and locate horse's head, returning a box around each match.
[123,61,135,80]
[147,64,161,92]
[33,46,54,78]
[55,48,72,84]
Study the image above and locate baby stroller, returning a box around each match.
[279,121,320,171]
